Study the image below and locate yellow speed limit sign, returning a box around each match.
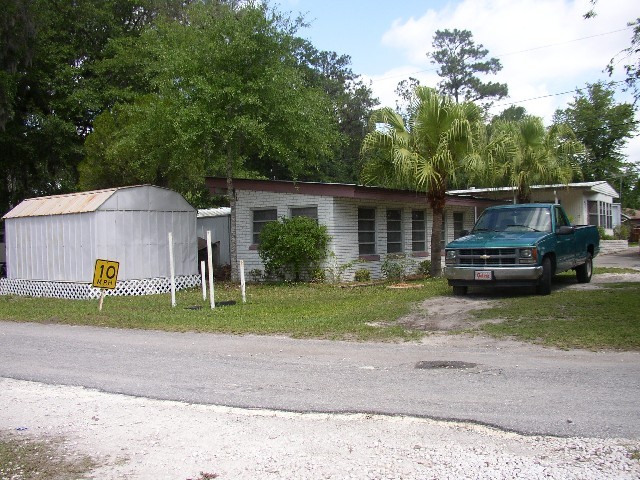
[93,259,119,289]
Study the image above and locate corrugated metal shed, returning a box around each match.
[3,185,197,283]
[2,188,118,219]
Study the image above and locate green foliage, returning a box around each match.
[257,216,330,281]
[553,81,637,207]
[361,86,485,276]
[80,2,342,199]
[354,268,371,282]
[597,226,612,240]
[614,223,631,240]
[324,253,362,283]
[489,116,584,203]
[248,269,263,283]
[381,254,412,281]
[428,28,508,107]
[417,260,432,277]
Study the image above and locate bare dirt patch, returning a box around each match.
[397,272,640,331]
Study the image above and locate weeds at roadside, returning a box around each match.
[0,431,96,480]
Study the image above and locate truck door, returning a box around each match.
[554,205,575,271]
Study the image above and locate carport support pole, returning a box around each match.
[200,261,207,301]
[207,230,215,309]
[169,232,176,307]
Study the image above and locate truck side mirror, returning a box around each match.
[557,225,574,235]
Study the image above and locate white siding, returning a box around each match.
[233,188,476,281]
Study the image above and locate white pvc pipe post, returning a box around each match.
[240,259,246,304]
[207,230,215,309]
[200,260,207,301]
[168,232,176,307]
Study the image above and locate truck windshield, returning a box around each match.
[473,207,552,233]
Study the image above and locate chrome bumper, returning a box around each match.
[443,265,543,281]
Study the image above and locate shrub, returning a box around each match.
[614,224,630,240]
[258,216,331,281]
[417,260,431,278]
[248,268,263,282]
[597,226,613,240]
[381,254,410,281]
[354,268,371,282]
[324,253,362,283]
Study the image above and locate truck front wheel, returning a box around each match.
[536,257,552,295]
[452,286,468,295]
[575,253,593,283]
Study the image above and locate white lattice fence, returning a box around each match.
[0,275,201,300]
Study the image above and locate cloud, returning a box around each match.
[378,0,637,119]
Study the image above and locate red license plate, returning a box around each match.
[474,271,493,281]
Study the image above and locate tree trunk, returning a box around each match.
[226,148,238,283]
[428,190,446,277]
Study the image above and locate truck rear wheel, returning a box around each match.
[536,257,552,295]
[575,253,593,283]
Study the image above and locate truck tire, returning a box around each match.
[452,285,468,295]
[536,257,552,295]
[575,253,593,283]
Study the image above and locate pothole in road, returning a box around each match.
[415,360,478,370]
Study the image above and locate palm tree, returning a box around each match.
[492,116,584,203]
[361,86,484,276]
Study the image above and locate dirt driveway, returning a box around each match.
[399,250,640,332]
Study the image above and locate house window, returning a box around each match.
[588,201,598,226]
[291,206,318,221]
[440,215,447,249]
[252,208,277,244]
[386,209,402,253]
[412,210,426,252]
[358,207,376,255]
[588,201,612,229]
[453,212,465,239]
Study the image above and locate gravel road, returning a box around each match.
[2,378,639,480]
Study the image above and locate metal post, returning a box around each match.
[168,232,176,307]
[207,230,215,309]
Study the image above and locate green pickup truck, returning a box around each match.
[443,203,600,295]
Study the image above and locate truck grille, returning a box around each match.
[458,248,517,266]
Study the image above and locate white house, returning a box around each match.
[448,181,620,236]
[205,177,498,281]
[1,185,199,299]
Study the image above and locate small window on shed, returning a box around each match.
[253,209,277,244]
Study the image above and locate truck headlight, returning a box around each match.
[518,248,536,264]
[445,250,457,265]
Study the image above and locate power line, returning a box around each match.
[490,80,628,110]
[368,25,634,89]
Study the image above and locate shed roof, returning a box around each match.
[3,185,194,219]
[197,207,231,218]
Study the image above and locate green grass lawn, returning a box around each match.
[0,279,450,341]
[472,276,640,351]
[1,269,639,349]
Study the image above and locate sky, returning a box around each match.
[277,0,640,169]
